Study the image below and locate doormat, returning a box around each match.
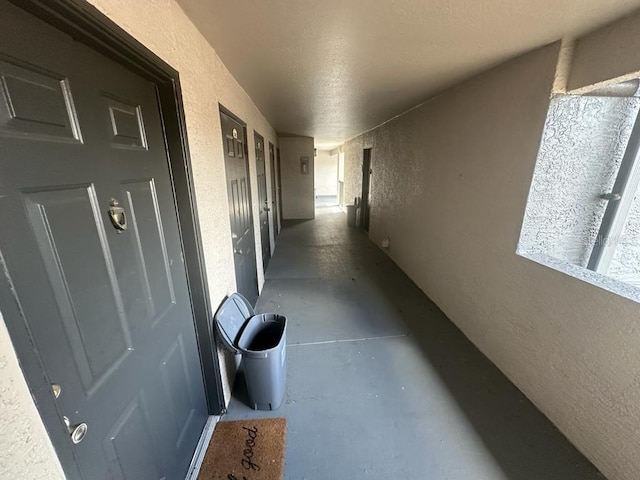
[197,418,287,480]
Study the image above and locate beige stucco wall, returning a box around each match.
[343,42,640,480]
[343,136,364,207]
[279,136,316,219]
[0,0,279,475]
[0,315,65,480]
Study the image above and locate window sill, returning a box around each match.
[516,249,640,304]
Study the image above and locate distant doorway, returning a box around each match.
[314,149,339,213]
[338,151,345,207]
[315,195,339,207]
[361,148,372,232]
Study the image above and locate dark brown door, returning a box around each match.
[269,142,279,240]
[0,2,207,478]
[255,131,271,268]
[361,148,372,232]
[221,111,259,305]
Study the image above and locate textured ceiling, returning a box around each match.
[176,0,640,148]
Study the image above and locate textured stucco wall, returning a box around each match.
[343,43,640,480]
[520,95,640,267]
[343,135,364,206]
[279,136,315,219]
[0,0,279,474]
[0,316,65,480]
[314,149,338,196]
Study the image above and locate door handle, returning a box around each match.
[234,249,243,256]
[63,416,88,444]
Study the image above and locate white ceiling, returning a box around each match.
[176,0,640,149]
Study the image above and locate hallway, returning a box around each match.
[224,207,603,479]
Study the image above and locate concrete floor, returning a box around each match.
[314,194,339,207]
[223,206,605,479]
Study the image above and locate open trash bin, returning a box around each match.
[215,293,287,410]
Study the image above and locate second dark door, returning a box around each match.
[269,142,279,240]
[255,132,271,269]
[221,111,259,305]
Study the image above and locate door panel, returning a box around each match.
[0,58,82,142]
[221,110,259,305]
[122,179,176,322]
[255,131,271,268]
[103,395,162,480]
[0,2,207,478]
[105,95,147,149]
[160,335,197,445]
[24,185,131,392]
[269,142,279,239]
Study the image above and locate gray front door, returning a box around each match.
[221,111,259,305]
[0,2,207,478]
[255,131,271,268]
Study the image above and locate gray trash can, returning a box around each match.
[215,293,287,410]
[346,205,357,227]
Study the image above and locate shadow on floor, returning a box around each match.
[365,262,604,479]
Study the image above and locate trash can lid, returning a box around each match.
[214,293,255,355]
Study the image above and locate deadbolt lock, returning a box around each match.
[51,384,62,398]
[63,416,88,444]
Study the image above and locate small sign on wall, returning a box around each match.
[300,156,309,175]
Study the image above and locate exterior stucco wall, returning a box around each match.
[0,0,279,475]
[0,316,65,480]
[343,43,640,480]
[520,95,640,267]
[343,135,364,207]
